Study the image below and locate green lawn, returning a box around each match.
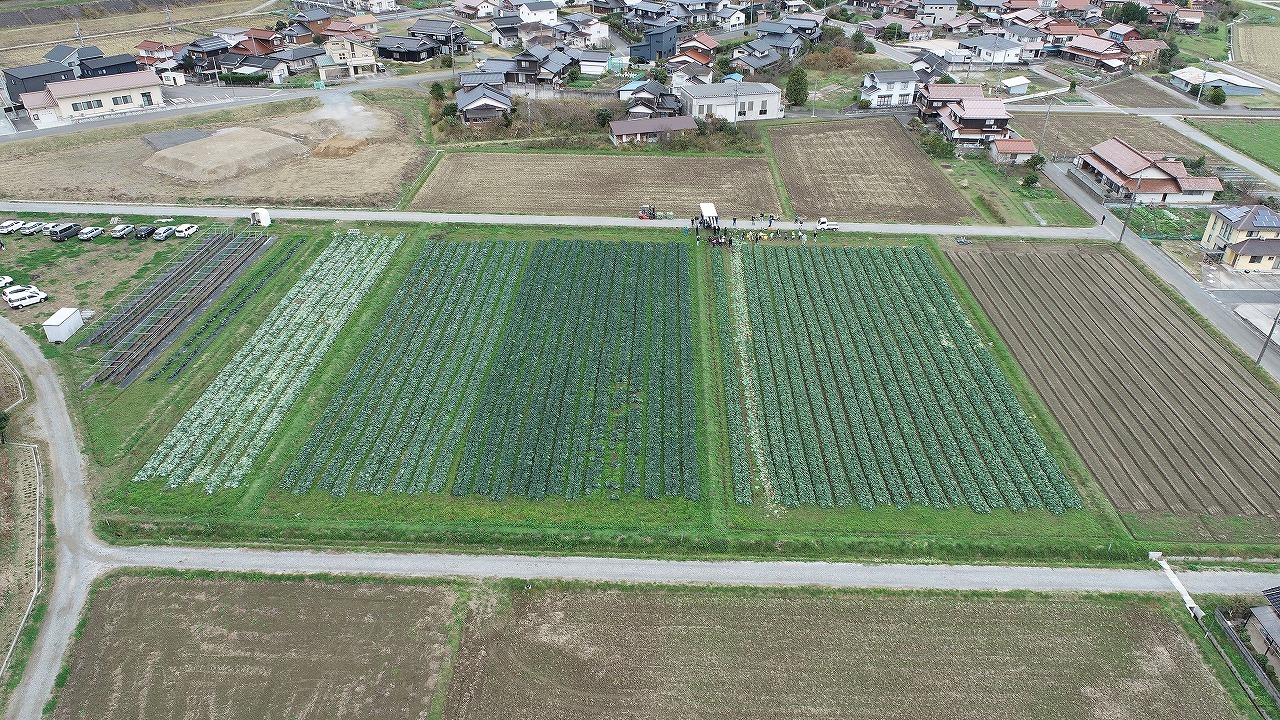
[1190,118,1280,171]
[76,219,1135,562]
[937,155,1095,227]
[1177,25,1230,61]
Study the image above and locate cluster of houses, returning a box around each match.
[2,44,163,128]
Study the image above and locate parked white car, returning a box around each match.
[174,224,200,238]
[108,224,135,238]
[19,222,48,236]
[6,289,46,309]
[2,285,32,300]
[0,277,13,288]
[0,220,23,234]
[77,226,104,241]
[153,226,177,241]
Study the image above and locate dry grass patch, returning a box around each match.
[1091,76,1195,109]
[1010,112,1218,160]
[412,152,783,218]
[768,119,975,223]
[1235,24,1280,85]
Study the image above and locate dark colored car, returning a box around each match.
[134,225,157,239]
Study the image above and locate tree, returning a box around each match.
[567,65,581,83]
[441,55,453,68]
[851,29,867,49]
[1069,79,1077,92]
[882,23,904,43]
[595,107,613,127]
[1025,153,1047,173]
[921,133,956,158]
[442,101,458,117]
[0,411,9,444]
[274,20,287,31]
[1119,1,1148,22]
[1022,173,1040,188]
[430,81,446,101]
[785,67,809,106]
[653,67,668,85]
[716,55,732,74]
[938,74,957,84]
[1207,85,1227,105]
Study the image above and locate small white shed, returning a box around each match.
[42,308,82,344]
[161,71,186,87]
[1001,75,1031,95]
[250,208,272,227]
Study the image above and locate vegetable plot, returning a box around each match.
[722,245,1080,514]
[134,232,405,493]
[283,238,700,502]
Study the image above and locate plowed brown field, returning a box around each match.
[949,244,1280,543]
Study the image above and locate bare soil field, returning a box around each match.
[1235,25,1280,85]
[0,96,426,208]
[447,585,1240,720]
[0,442,39,676]
[768,119,976,223]
[411,152,783,218]
[50,575,459,720]
[1091,76,1195,109]
[1009,112,1218,160]
[949,244,1280,543]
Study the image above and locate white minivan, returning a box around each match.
[6,289,46,309]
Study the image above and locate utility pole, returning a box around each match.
[1117,175,1142,243]
[74,21,84,48]
[1258,306,1280,364]
[1039,92,1051,148]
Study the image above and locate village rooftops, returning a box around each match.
[293,8,331,21]
[609,115,698,135]
[920,83,984,102]
[1170,67,1263,90]
[18,68,159,109]
[521,0,558,8]
[1065,35,1119,53]
[377,35,440,51]
[4,61,72,79]
[680,81,778,99]
[992,138,1037,154]
[960,36,1022,51]
[1227,238,1280,256]
[947,97,1011,120]
[43,45,103,65]
[1122,38,1169,53]
[1080,136,1223,194]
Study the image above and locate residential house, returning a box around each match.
[342,0,397,13]
[911,50,951,82]
[679,31,720,56]
[3,62,75,107]
[861,69,918,106]
[1074,136,1222,204]
[506,49,542,82]
[185,36,233,78]
[553,12,610,48]
[989,136,1037,163]
[1223,238,1280,271]
[455,0,499,17]
[970,0,1009,16]
[1003,23,1045,58]
[1060,34,1127,70]
[526,44,575,83]
[293,9,333,35]
[589,0,627,12]
[18,69,161,128]
[1041,21,1086,48]
[731,38,783,72]
[680,81,783,121]
[1055,0,1096,18]
[1176,8,1203,29]
[223,54,289,83]
[1169,67,1264,96]
[42,45,104,77]
[316,20,378,43]
[958,35,1022,63]
[624,78,684,117]
[212,27,250,45]
[408,18,470,54]
[269,45,326,73]
[317,35,378,81]
[915,81,983,118]
[1122,38,1168,66]
[1000,7,1044,26]
[134,40,185,71]
[917,0,959,25]
[944,14,984,33]
[667,61,713,88]
[377,35,441,62]
[349,15,381,33]
[78,54,138,78]
[490,14,524,46]
[629,22,679,61]
[456,83,513,122]
[280,23,314,45]
[458,70,506,89]
[937,97,1013,146]
[1201,205,1280,260]
[576,49,612,75]
[609,115,700,144]
[1101,21,1138,42]
[625,1,674,30]
[668,0,717,26]
[515,0,559,24]
[716,5,748,30]
[235,29,286,55]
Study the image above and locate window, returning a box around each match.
[111,95,132,106]
[1250,255,1263,264]
[876,95,890,106]
[758,100,767,115]
[747,100,754,110]
[738,101,746,116]
[70,99,103,112]
[141,92,153,106]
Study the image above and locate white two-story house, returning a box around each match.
[860,69,918,107]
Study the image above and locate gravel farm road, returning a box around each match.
[2,210,1280,718]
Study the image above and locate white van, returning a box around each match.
[0,220,23,234]
[6,289,46,309]
[2,285,33,301]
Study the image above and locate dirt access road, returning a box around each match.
[3,228,1280,718]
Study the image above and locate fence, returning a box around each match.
[1216,606,1280,709]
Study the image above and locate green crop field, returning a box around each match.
[91,225,1134,559]
[1190,119,1280,172]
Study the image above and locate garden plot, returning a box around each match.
[768,119,976,222]
[411,152,783,218]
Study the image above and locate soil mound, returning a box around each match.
[313,135,368,158]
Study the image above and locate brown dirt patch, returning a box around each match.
[1009,112,1219,160]
[949,244,1280,542]
[313,136,369,158]
[411,152,783,218]
[1091,76,1195,109]
[768,119,976,222]
[1236,25,1280,86]
[447,586,1239,720]
[0,442,40,675]
[0,100,425,208]
[52,576,459,720]
[144,127,308,182]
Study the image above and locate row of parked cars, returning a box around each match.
[0,277,46,309]
[0,220,200,242]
